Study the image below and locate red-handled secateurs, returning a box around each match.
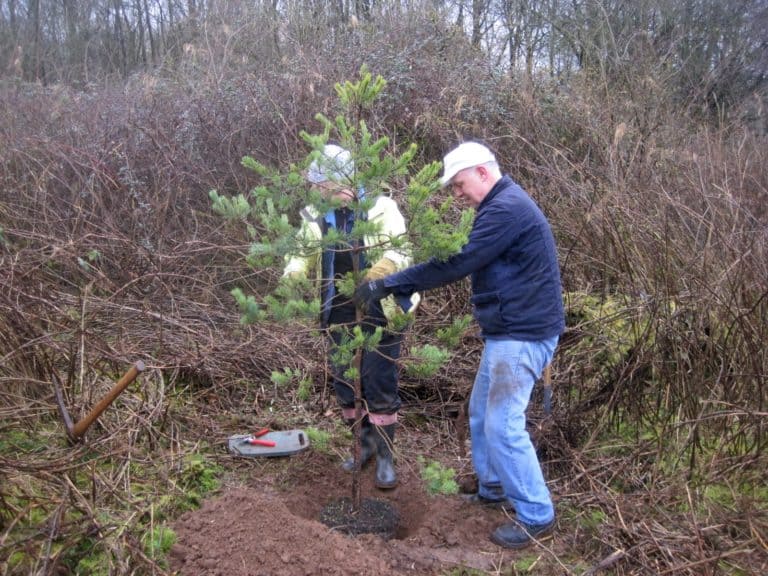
[241,427,276,447]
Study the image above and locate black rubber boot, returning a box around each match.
[374,423,397,489]
[341,418,375,472]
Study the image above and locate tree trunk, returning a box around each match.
[28,0,43,82]
[351,346,363,511]
[136,0,147,66]
[144,0,156,65]
[472,0,485,48]
[113,0,128,77]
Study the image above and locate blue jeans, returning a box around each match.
[469,336,558,525]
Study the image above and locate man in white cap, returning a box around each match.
[283,144,419,489]
[355,141,564,548]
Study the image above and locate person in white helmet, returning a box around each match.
[284,144,419,489]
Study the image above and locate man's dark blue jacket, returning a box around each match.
[383,175,565,341]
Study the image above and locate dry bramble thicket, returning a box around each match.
[1,2,766,574]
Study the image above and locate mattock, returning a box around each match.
[53,361,145,442]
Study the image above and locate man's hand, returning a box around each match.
[354,278,391,310]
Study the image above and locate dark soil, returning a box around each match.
[169,427,560,576]
[319,496,400,539]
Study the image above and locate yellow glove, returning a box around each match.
[365,257,397,280]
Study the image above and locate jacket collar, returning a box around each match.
[478,175,512,210]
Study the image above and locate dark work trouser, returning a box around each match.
[328,327,402,422]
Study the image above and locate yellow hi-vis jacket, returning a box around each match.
[282,195,421,325]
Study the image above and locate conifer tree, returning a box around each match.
[211,66,473,508]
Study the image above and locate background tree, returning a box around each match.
[0,0,764,112]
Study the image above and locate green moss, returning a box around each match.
[513,555,541,571]
[582,508,607,530]
[440,568,487,576]
[62,536,110,575]
[698,480,767,513]
[0,427,51,454]
[8,550,28,569]
[305,427,331,453]
[142,524,177,561]
[75,553,111,576]
[717,560,750,575]
[703,484,735,508]
[177,453,222,510]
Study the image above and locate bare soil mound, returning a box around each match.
[170,445,540,575]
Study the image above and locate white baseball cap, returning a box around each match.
[307,144,354,184]
[440,142,496,186]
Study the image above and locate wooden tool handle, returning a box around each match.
[71,361,145,439]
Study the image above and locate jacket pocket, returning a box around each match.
[470,291,506,334]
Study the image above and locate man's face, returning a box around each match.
[450,166,487,208]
